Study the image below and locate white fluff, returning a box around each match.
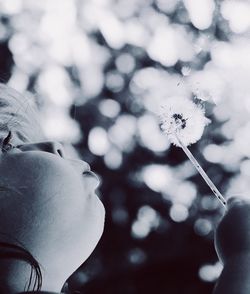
[159,97,210,147]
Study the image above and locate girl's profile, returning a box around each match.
[0,84,105,293]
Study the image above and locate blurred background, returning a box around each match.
[0,0,249,293]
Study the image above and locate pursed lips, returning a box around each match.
[82,170,100,190]
[64,158,101,190]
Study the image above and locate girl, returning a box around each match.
[0,83,105,293]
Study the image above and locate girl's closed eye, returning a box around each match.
[2,131,14,152]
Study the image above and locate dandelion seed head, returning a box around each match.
[159,97,210,147]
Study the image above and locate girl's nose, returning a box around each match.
[16,141,66,158]
[16,141,91,173]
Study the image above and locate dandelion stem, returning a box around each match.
[175,134,226,207]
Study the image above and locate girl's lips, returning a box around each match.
[82,170,101,189]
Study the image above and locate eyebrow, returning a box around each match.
[16,130,28,142]
[0,90,46,142]
[0,101,31,134]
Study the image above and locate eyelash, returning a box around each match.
[2,131,14,152]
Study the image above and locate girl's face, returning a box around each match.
[0,85,105,283]
[0,141,105,269]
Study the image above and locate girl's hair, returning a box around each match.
[0,83,46,142]
[0,239,43,292]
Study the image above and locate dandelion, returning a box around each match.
[159,97,210,147]
[159,97,226,207]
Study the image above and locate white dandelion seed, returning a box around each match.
[181,66,191,76]
[159,97,226,207]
